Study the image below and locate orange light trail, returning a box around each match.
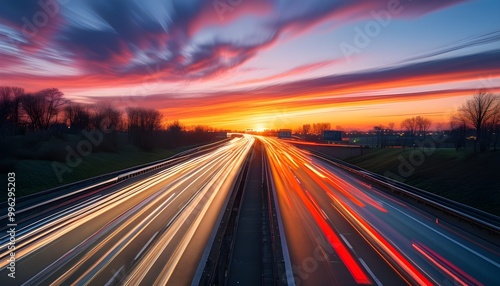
[331,196,434,286]
[261,137,372,284]
[296,185,372,284]
[321,170,387,213]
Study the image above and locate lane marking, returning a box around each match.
[339,233,354,250]
[320,209,328,220]
[294,175,301,184]
[134,231,159,261]
[359,258,383,286]
[385,203,500,268]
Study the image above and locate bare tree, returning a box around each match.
[10,87,23,132]
[450,113,468,151]
[401,116,431,147]
[20,88,65,131]
[302,124,311,135]
[387,122,395,132]
[20,93,44,131]
[0,87,12,134]
[91,104,121,132]
[64,102,91,131]
[483,105,500,152]
[167,119,183,134]
[415,116,432,136]
[457,90,499,152]
[373,125,385,148]
[0,86,10,100]
[401,117,417,146]
[87,104,122,150]
[38,88,65,130]
[434,123,445,132]
[192,125,214,132]
[127,107,162,149]
[493,120,500,152]
[0,87,13,134]
[312,122,331,134]
[0,86,24,135]
[401,118,416,136]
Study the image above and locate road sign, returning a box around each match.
[215,132,227,138]
[278,129,292,139]
[323,130,342,141]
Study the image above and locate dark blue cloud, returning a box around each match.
[261,50,500,96]
[0,0,477,81]
[0,0,47,27]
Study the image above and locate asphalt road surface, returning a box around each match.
[1,135,498,285]
[259,136,500,286]
[0,136,254,285]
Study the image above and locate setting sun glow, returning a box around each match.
[0,1,498,131]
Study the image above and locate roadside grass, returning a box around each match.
[344,148,500,216]
[4,145,176,199]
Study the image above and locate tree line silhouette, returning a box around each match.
[292,91,499,152]
[0,86,223,153]
[1,86,498,153]
[452,90,500,152]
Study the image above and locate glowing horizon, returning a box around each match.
[1,0,499,131]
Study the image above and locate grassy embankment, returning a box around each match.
[344,148,500,216]
[1,133,217,199]
[11,145,176,198]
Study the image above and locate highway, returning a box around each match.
[1,135,498,285]
[260,136,500,286]
[0,136,254,285]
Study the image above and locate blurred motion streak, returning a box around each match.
[0,136,254,285]
[412,242,483,286]
[332,196,433,285]
[261,136,436,285]
[261,136,372,284]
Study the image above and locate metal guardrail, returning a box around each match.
[308,150,500,235]
[262,147,290,286]
[194,138,254,285]
[115,138,232,181]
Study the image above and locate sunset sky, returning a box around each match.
[1,0,499,130]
